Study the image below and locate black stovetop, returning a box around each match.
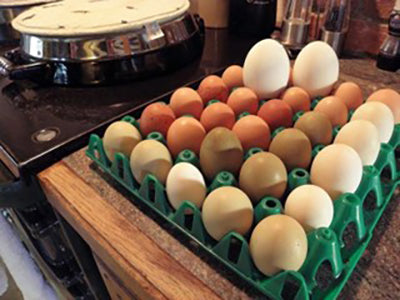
[0,30,258,177]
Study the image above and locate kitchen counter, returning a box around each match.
[38,58,400,299]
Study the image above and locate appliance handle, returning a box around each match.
[0,52,51,81]
[0,162,36,209]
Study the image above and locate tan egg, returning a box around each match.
[227,87,259,116]
[269,128,312,171]
[239,152,287,203]
[166,163,206,211]
[285,185,333,232]
[294,111,333,146]
[366,89,400,123]
[169,87,204,119]
[167,117,206,157]
[334,82,363,110]
[103,121,142,161]
[200,102,236,132]
[222,65,244,90]
[232,115,271,151]
[314,96,348,127]
[250,215,308,276]
[334,120,380,166]
[351,102,394,143]
[202,186,254,241]
[310,144,363,200]
[130,140,172,184]
[281,87,311,113]
[197,75,229,104]
[200,127,244,181]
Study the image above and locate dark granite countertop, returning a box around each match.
[62,58,400,299]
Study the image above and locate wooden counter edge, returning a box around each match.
[39,161,221,300]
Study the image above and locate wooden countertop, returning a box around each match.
[38,59,400,299]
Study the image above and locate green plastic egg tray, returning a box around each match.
[86,99,400,300]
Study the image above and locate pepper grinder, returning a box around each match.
[280,0,313,51]
[320,0,351,55]
[377,0,400,72]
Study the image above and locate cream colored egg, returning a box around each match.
[284,185,333,232]
[202,187,254,241]
[310,144,363,200]
[103,121,142,161]
[351,102,394,143]
[243,39,290,99]
[250,215,307,276]
[334,120,380,166]
[166,163,206,211]
[130,140,172,184]
[293,41,339,97]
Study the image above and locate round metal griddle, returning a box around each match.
[0,0,205,85]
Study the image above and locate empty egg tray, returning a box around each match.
[86,95,400,300]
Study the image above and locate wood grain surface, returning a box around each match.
[39,162,220,300]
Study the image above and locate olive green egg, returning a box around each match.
[200,127,244,181]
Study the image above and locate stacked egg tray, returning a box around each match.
[86,90,400,299]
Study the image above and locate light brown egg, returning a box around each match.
[222,65,244,90]
[232,115,271,151]
[239,152,287,203]
[169,87,204,119]
[294,111,333,146]
[366,89,400,123]
[130,140,172,184]
[167,117,206,157]
[334,82,364,110]
[250,215,308,276]
[227,87,259,116]
[269,128,312,171]
[103,121,142,161]
[200,102,236,132]
[314,96,348,127]
[140,102,176,137]
[202,186,253,241]
[197,75,229,104]
[281,87,311,113]
[200,127,244,181]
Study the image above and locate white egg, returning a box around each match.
[103,121,142,161]
[310,144,363,200]
[293,41,339,98]
[243,39,290,99]
[166,162,206,211]
[284,185,333,232]
[334,120,380,166]
[202,186,253,241]
[351,102,394,143]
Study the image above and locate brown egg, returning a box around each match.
[222,65,244,90]
[202,187,253,241]
[103,121,142,161]
[197,75,229,104]
[281,87,311,113]
[140,102,176,137]
[200,102,236,132]
[314,96,348,127]
[334,82,363,110]
[269,128,312,171]
[227,87,259,116]
[169,87,204,119]
[367,89,400,123]
[232,115,271,151]
[250,215,308,276]
[288,67,294,86]
[200,127,243,181]
[130,140,173,184]
[257,100,294,132]
[167,117,206,157]
[239,152,287,203]
[294,111,333,146]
